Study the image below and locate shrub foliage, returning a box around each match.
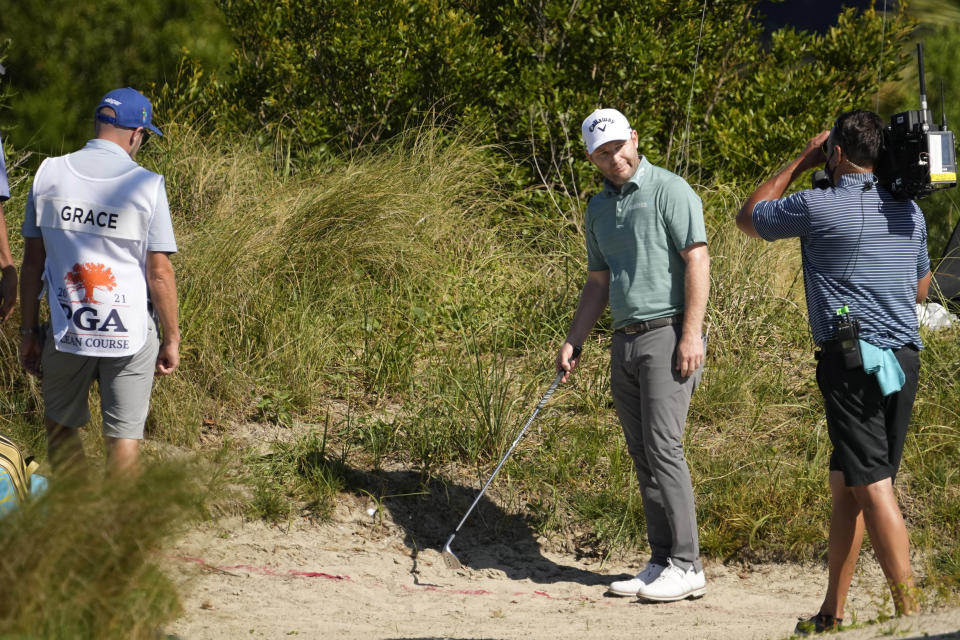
[209,1,912,192]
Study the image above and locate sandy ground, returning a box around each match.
[165,492,960,640]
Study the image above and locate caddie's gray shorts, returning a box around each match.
[41,319,160,440]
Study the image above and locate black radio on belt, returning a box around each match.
[834,305,862,369]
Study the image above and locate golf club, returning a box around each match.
[442,346,581,570]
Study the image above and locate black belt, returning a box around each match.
[615,314,683,335]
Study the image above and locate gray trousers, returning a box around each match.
[610,324,703,572]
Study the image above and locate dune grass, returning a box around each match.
[0,462,215,639]
[0,123,957,632]
[151,125,958,579]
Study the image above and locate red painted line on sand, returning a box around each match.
[402,584,492,596]
[174,555,595,603]
[175,555,351,582]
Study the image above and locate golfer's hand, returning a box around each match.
[0,265,16,322]
[675,331,704,378]
[556,342,581,383]
[156,341,180,376]
[20,334,42,377]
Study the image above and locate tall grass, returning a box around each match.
[143,124,545,430]
[0,462,213,639]
[140,126,960,592]
[0,121,957,627]
[905,326,960,591]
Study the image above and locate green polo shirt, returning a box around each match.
[585,157,706,328]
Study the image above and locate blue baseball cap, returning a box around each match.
[94,87,163,136]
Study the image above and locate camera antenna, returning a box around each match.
[918,43,929,129]
[918,43,927,109]
[941,80,948,129]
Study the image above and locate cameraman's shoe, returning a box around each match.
[635,559,705,602]
[607,561,667,597]
[794,613,842,635]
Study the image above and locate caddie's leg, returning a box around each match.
[610,331,670,567]
[40,326,93,477]
[105,437,140,476]
[635,324,702,571]
[850,478,916,615]
[45,417,87,476]
[99,320,159,478]
[820,470,865,619]
[860,346,920,615]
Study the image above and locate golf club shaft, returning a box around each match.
[447,348,579,540]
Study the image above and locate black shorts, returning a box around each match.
[816,345,920,487]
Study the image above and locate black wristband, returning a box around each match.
[18,326,40,336]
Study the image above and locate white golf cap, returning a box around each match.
[581,108,632,154]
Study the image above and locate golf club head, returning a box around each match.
[442,538,462,570]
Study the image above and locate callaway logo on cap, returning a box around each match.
[581,108,631,154]
[94,87,163,137]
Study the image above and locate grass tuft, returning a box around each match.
[0,461,214,639]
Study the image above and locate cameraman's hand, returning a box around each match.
[797,130,831,172]
[738,129,831,238]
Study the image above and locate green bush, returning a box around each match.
[189,1,914,198]
[0,0,231,154]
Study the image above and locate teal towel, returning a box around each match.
[858,339,905,396]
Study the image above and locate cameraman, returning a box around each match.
[736,110,929,634]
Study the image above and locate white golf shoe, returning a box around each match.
[636,559,705,602]
[607,561,667,597]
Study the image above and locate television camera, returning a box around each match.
[814,43,957,200]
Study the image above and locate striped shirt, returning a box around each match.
[752,172,929,349]
[585,157,707,327]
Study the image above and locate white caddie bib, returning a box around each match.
[32,156,161,357]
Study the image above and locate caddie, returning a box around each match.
[19,87,180,475]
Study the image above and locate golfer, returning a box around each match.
[19,87,180,476]
[557,108,710,602]
[736,110,927,633]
